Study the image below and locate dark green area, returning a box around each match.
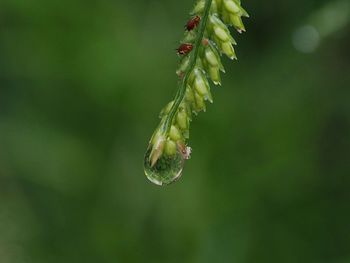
[0,0,349,262]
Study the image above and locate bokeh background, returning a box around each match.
[1,0,350,262]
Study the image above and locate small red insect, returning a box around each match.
[176,43,193,55]
[186,16,201,31]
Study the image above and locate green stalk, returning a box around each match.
[144,0,249,185]
[163,0,213,134]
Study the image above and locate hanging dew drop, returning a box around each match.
[143,146,184,186]
[143,143,191,186]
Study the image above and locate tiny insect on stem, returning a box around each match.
[186,16,201,31]
[177,43,193,55]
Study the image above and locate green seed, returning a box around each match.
[205,48,219,66]
[164,140,177,156]
[208,66,221,85]
[176,110,188,130]
[169,125,182,141]
[221,41,237,59]
[223,0,240,14]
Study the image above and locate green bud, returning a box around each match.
[210,15,236,44]
[194,91,206,112]
[208,42,226,72]
[208,66,221,85]
[183,31,196,43]
[150,134,166,167]
[221,5,231,25]
[159,101,174,118]
[211,19,229,42]
[194,77,207,96]
[202,56,209,70]
[164,139,177,156]
[230,15,246,32]
[221,41,237,59]
[192,0,205,14]
[195,57,205,69]
[223,0,240,14]
[205,47,219,67]
[169,125,182,141]
[151,128,163,145]
[176,56,190,76]
[188,70,196,86]
[176,109,188,130]
[194,69,213,102]
[181,102,192,121]
[185,85,195,104]
[185,86,196,116]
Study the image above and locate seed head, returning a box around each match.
[144,0,249,184]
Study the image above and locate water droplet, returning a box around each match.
[143,145,185,186]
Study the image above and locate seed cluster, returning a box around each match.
[147,0,248,167]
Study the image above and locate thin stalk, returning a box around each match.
[163,0,213,134]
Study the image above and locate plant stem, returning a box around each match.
[162,0,213,134]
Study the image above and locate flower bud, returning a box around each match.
[185,85,195,104]
[208,42,226,72]
[185,86,196,115]
[188,70,196,86]
[205,47,219,67]
[223,0,240,14]
[169,125,182,141]
[176,109,188,130]
[181,102,192,121]
[210,15,236,44]
[221,41,237,59]
[230,15,246,33]
[160,101,174,117]
[192,0,205,14]
[208,66,221,85]
[202,55,209,71]
[164,139,177,156]
[176,56,190,77]
[194,77,207,96]
[150,134,166,167]
[214,26,229,42]
[193,69,213,102]
[183,31,196,43]
[194,92,206,112]
[221,4,231,24]
[195,58,205,69]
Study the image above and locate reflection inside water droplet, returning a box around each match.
[143,145,185,186]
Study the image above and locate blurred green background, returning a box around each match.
[1,0,350,262]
